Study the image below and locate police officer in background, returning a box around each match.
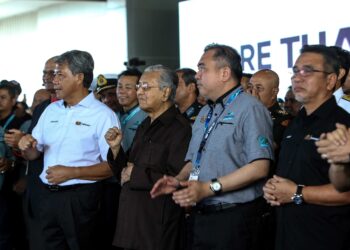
[248,69,292,151]
[175,68,202,124]
[95,74,123,115]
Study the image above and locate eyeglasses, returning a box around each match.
[136,82,160,91]
[291,66,333,78]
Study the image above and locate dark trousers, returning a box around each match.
[191,197,268,250]
[38,182,102,250]
[24,178,46,250]
[96,181,122,250]
[0,192,11,250]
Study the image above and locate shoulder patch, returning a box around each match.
[257,135,269,148]
[342,95,350,102]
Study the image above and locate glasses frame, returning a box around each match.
[136,82,160,91]
[291,66,333,78]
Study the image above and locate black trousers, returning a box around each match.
[191,197,268,250]
[0,192,11,250]
[24,177,46,250]
[38,182,102,250]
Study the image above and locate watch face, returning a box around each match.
[212,182,221,191]
[293,195,303,205]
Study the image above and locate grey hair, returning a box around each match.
[55,50,94,89]
[144,64,178,102]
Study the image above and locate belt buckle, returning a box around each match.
[48,185,60,192]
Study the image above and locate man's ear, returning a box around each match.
[326,73,338,91]
[221,66,231,82]
[77,73,84,86]
[162,87,171,102]
[188,82,196,93]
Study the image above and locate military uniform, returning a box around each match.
[269,102,292,149]
[183,100,203,124]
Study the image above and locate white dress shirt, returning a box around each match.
[32,93,120,186]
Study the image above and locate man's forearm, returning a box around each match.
[220,159,270,192]
[303,183,350,206]
[73,162,113,181]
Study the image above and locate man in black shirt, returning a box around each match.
[263,45,350,250]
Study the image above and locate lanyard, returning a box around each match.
[121,106,141,125]
[194,88,243,169]
[2,114,15,131]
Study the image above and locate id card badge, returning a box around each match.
[189,167,200,181]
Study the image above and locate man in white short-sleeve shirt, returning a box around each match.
[19,50,119,250]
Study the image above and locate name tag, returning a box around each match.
[189,167,200,181]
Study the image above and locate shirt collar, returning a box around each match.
[156,105,178,126]
[124,104,139,115]
[143,105,178,129]
[333,87,344,102]
[299,96,337,120]
[207,84,241,108]
[59,92,94,108]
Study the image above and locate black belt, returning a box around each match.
[44,183,86,192]
[194,202,238,214]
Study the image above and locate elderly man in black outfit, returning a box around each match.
[105,65,191,250]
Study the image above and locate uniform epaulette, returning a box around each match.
[277,109,289,116]
[341,95,350,102]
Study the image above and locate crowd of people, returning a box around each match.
[0,43,350,250]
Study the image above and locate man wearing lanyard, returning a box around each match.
[117,69,147,152]
[151,43,274,250]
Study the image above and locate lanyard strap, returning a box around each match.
[2,114,15,131]
[194,88,243,168]
[121,106,141,125]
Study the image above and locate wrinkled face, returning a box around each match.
[117,75,139,110]
[292,52,336,106]
[42,59,56,94]
[175,72,191,105]
[0,89,16,114]
[284,89,301,116]
[195,50,223,101]
[53,63,81,101]
[99,87,120,112]
[248,73,277,108]
[137,71,167,113]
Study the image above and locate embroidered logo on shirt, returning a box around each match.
[50,120,58,123]
[258,135,269,147]
[222,112,234,121]
[75,121,91,126]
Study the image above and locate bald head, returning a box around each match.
[248,69,279,108]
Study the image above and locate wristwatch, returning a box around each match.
[291,184,304,205]
[209,178,222,195]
